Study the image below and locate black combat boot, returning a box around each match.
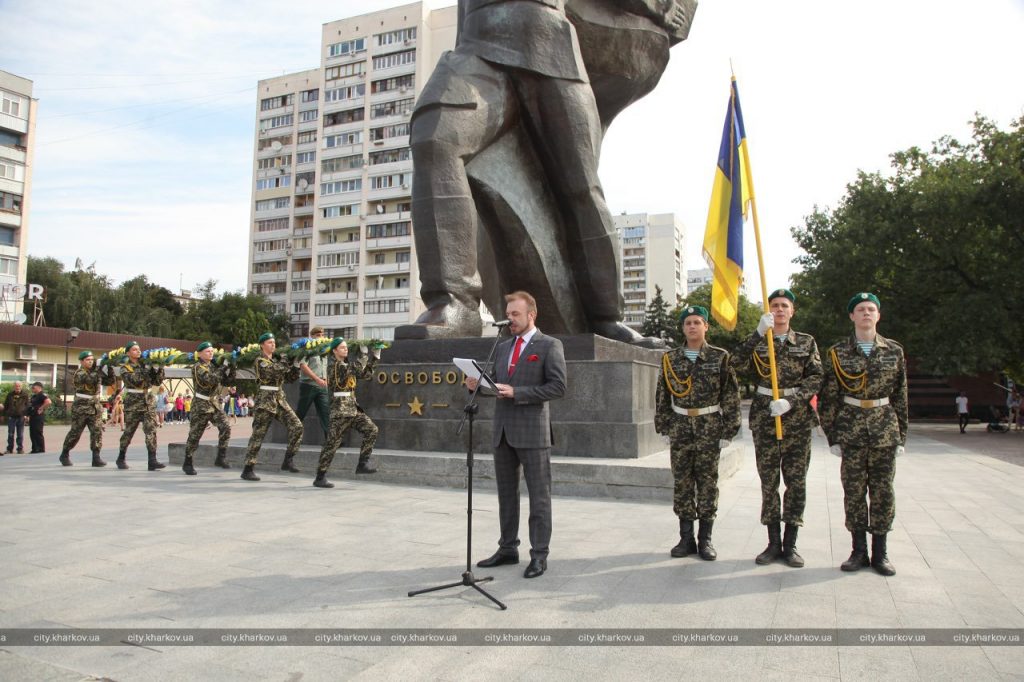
[280,454,299,473]
[670,519,698,558]
[840,531,870,572]
[697,519,717,560]
[313,470,334,488]
[147,451,167,471]
[782,524,805,568]
[871,533,896,576]
[755,522,782,565]
[241,464,260,481]
[91,450,107,467]
[214,449,230,469]
[116,451,129,469]
[59,451,72,466]
[182,456,197,476]
[355,454,377,474]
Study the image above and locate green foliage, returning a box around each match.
[0,383,66,423]
[791,115,1024,376]
[639,285,674,340]
[669,283,763,350]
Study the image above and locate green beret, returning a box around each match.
[329,337,346,351]
[258,332,275,344]
[769,288,795,303]
[125,340,139,351]
[680,305,709,322]
[847,292,881,313]
[196,341,213,352]
[78,350,94,361]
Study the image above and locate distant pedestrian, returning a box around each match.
[3,381,29,454]
[1011,390,1021,432]
[27,382,52,454]
[174,394,185,422]
[955,391,969,433]
[155,387,168,427]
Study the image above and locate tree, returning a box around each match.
[791,115,1024,376]
[640,285,673,340]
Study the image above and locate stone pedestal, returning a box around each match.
[270,334,665,459]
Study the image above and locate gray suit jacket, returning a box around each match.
[488,330,567,449]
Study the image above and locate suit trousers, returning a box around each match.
[493,433,552,560]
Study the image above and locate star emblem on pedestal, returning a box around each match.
[408,396,424,416]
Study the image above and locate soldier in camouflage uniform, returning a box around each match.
[59,350,117,467]
[117,341,167,471]
[655,305,741,561]
[242,332,303,481]
[182,341,235,475]
[819,292,908,577]
[731,288,823,568]
[313,338,381,488]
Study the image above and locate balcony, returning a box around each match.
[291,270,312,280]
[364,235,411,250]
[364,261,411,276]
[363,287,410,299]
[251,271,288,282]
[315,290,358,302]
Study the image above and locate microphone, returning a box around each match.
[491,320,512,328]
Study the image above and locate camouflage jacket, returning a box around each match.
[655,343,741,447]
[819,334,908,448]
[326,353,379,415]
[72,365,116,403]
[253,355,300,412]
[192,360,234,406]
[731,329,823,438]
[119,362,164,407]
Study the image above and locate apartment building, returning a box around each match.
[248,2,457,340]
[614,212,685,330]
[0,71,36,324]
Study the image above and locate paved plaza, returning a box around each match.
[1,419,1023,680]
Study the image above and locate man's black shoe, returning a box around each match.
[476,551,519,568]
[523,558,547,579]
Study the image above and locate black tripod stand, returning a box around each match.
[408,330,507,610]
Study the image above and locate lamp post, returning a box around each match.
[63,327,81,411]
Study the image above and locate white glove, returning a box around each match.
[718,439,731,449]
[769,399,792,417]
[359,344,369,356]
[896,446,905,457]
[756,313,774,336]
[829,444,842,456]
[371,347,382,359]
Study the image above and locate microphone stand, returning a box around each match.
[408,326,508,610]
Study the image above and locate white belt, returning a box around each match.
[671,404,720,417]
[259,386,279,392]
[194,393,211,401]
[75,393,99,400]
[125,389,145,394]
[332,391,352,398]
[843,396,890,408]
[756,386,798,397]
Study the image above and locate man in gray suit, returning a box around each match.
[466,290,568,578]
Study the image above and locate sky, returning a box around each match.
[1,0,1023,300]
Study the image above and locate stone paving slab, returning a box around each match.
[1,425,1023,680]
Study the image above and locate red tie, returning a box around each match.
[509,336,524,376]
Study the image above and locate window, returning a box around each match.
[320,228,360,244]
[369,123,410,142]
[325,62,366,80]
[321,203,361,219]
[375,27,416,47]
[256,218,289,232]
[292,237,311,249]
[324,131,363,148]
[364,298,409,314]
[370,98,414,119]
[317,252,360,268]
[292,301,309,314]
[0,256,17,275]
[315,302,358,316]
[254,239,289,253]
[0,227,15,246]
[321,179,362,196]
[252,282,287,295]
[296,151,316,165]
[324,84,365,105]
[368,147,411,165]
[372,50,416,71]
[292,279,310,292]
[0,160,25,181]
[321,154,363,173]
[260,94,294,111]
[259,113,293,131]
[317,277,356,293]
[256,176,291,190]
[374,253,386,265]
[0,191,23,214]
[257,155,291,170]
[258,134,292,151]
[323,106,365,127]
[294,171,315,189]
[328,37,366,57]
[369,173,410,190]
[297,130,317,144]
[252,260,288,274]
[0,361,28,384]
[371,74,414,95]
[299,109,318,122]
[367,221,411,239]
[396,251,411,263]
[255,197,290,211]
[301,89,319,103]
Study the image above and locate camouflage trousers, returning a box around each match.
[840,445,896,533]
[753,431,812,526]
[185,399,231,457]
[245,401,302,466]
[120,400,158,455]
[317,405,378,473]
[62,399,103,454]
[670,444,721,520]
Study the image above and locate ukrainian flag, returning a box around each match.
[702,78,753,331]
